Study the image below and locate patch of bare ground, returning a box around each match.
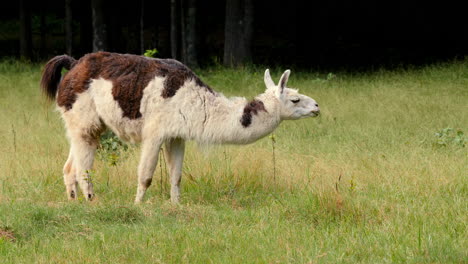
[0,228,16,242]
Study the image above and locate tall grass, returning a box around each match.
[0,59,466,263]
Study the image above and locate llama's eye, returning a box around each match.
[291,98,300,103]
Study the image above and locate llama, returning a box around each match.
[40,52,320,203]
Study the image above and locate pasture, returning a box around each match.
[0,60,466,263]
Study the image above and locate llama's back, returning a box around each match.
[55,52,214,143]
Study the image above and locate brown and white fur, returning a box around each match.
[40,52,320,203]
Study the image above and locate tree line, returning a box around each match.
[16,0,255,68]
[4,0,467,69]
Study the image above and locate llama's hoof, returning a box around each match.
[86,193,95,201]
[67,190,77,200]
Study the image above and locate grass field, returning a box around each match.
[0,59,467,263]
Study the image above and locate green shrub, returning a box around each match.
[97,131,129,166]
[434,128,466,147]
[143,49,158,58]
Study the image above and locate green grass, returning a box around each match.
[0,59,467,263]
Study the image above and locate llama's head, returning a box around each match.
[264,69,320,120]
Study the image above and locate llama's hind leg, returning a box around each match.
[135,137,164,203]
[63,149,77,200]
[70,135,99,201]
[165,138,185,204]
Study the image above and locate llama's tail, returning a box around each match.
[40,55,77,100]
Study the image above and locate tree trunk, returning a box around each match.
[65,0,73,55]
[140,0,145,54]
[151,25,158,52]
[170,0,178,59]
[19,0,32,59]
[39,7,46,58]
[223,0,254,67]
[107,3,122,52]
[223,0,240,67]
[241,0,253,62]
[185,0,198,68]
[180,0,187,64]
[91,0,107,51]
[79,3,92,55]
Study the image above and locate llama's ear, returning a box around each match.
[277,70,291,95]
[264,69,275,88]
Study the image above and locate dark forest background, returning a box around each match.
[1,0,467,70]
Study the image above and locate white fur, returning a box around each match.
[59,69,320,203]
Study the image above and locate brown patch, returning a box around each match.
[57,52,213,119]
[143,178,152,188]
[81,122,106,146]
[0,228,16,242]
[57,54,99,111]
[159,59,214,98]
[240,100,267,127]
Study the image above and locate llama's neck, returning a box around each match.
[198,90,281,144]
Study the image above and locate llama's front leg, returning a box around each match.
[135,138,163,203]
[63,150,77,200]
[165,138,185,204]
[71,139,97,201]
